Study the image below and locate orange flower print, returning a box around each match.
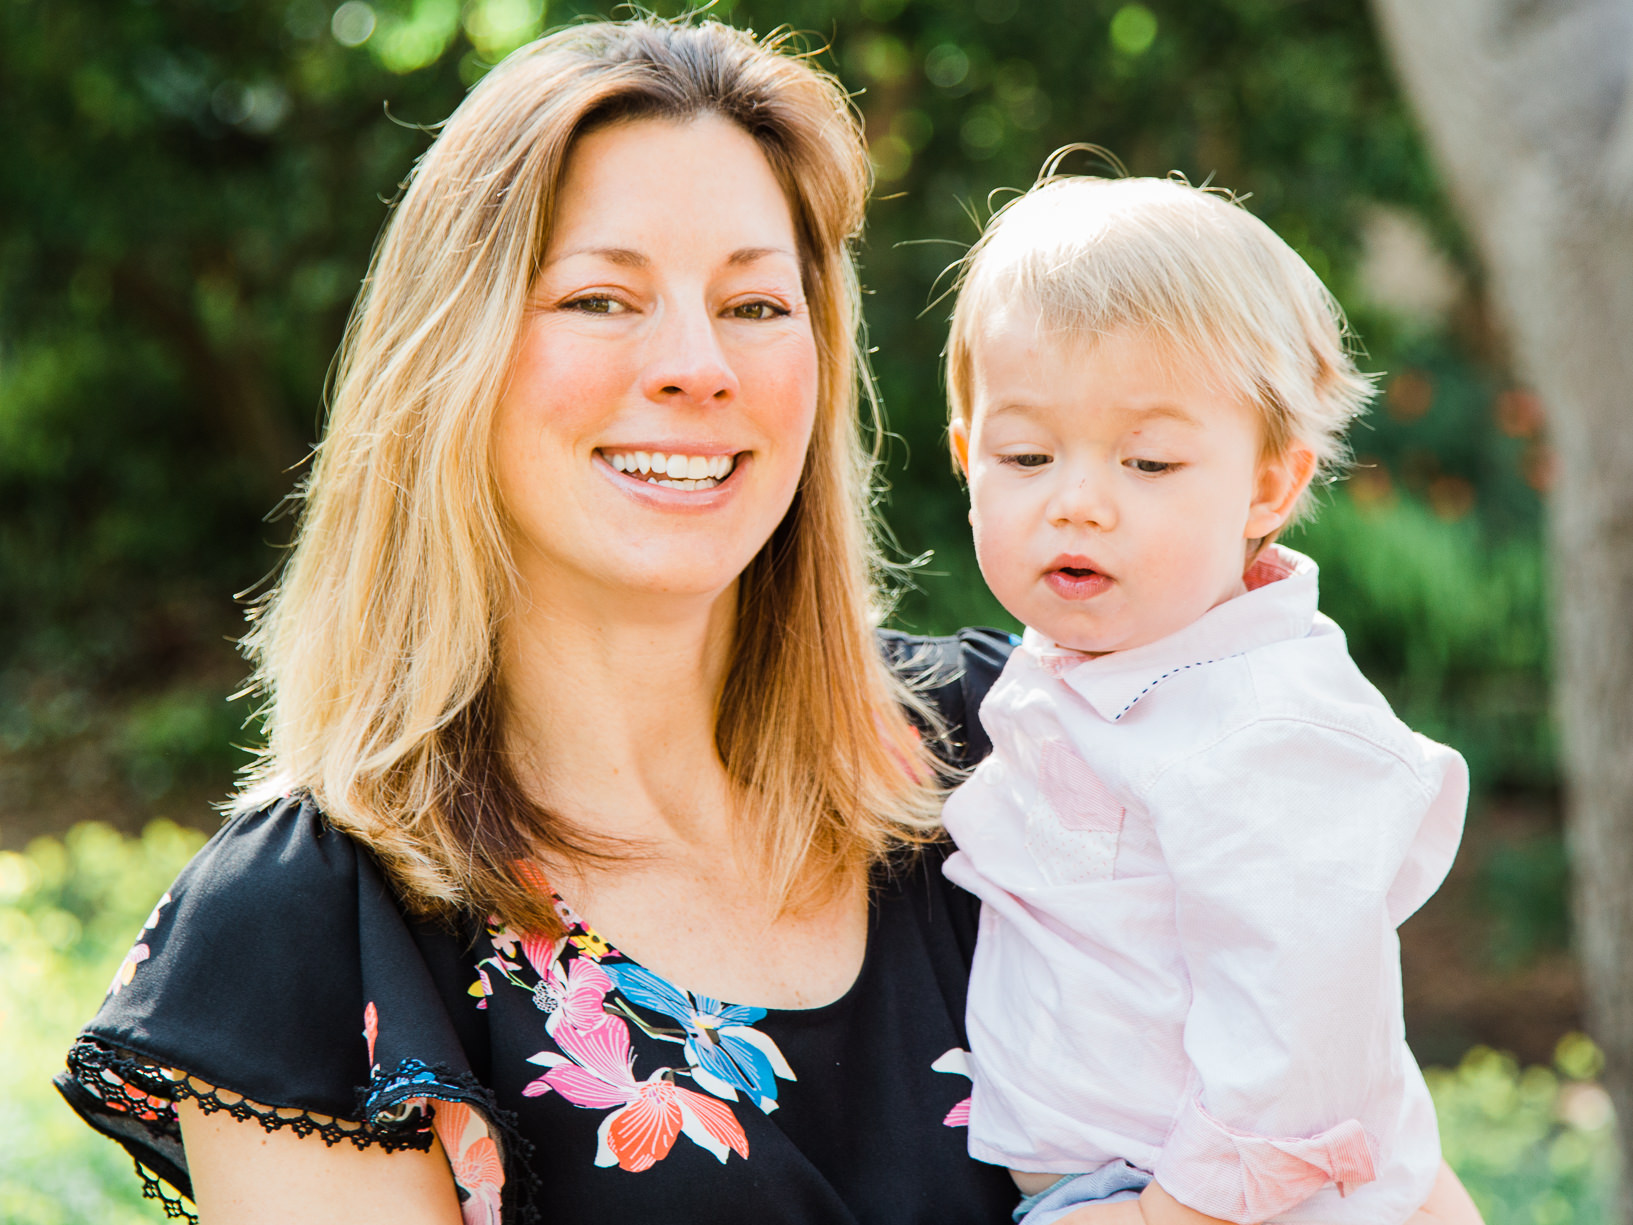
[108,944,150,997]
[433,1100,504,1225]
[363,1001,379,1069]
[524,1016,749,1172]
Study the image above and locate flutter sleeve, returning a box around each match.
[55,796,526,1224]
[1142,719,1466,1223]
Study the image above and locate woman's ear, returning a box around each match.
[950,417,972,478]
[1245,445,1318,540]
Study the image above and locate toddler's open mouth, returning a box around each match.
[1045,559,1113,600]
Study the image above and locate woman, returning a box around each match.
[57,17,1481,1225]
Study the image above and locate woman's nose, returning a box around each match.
[640,300,741,406]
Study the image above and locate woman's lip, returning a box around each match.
[594,451,747,503]
[597,444,743,457]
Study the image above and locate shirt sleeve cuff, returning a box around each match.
[1154,1096,1379,1222]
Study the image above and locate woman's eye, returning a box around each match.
[563,295,625,315]
[1001,453,1051,469]
[729,300,789,320]
[1127,458,1176,474]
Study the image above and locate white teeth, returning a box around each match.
[601,450,739,489]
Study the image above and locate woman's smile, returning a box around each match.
[597,448,745,491]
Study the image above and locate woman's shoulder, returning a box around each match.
[66,794,395,1095]
[171,791,370,896]
[878,626,1018,770]
[57,792,507,1216]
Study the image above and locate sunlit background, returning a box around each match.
[0,1,1601,1220]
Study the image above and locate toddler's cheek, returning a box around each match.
[969,510,1034,613]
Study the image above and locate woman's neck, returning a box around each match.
[497,575,741,854]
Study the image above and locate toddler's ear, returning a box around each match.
[1245,445,1317,539]
[950,418,973,478]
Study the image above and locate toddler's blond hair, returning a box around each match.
[947,170,1375,523]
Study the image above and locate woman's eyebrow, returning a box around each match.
[546,245,649,268]
[728,245,797,266]
[544,245,795,269]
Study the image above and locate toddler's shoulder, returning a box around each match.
[1210,618,1458,793]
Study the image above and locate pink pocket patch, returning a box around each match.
[1039,740,1125,834]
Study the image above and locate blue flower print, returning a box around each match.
[601,962,795,1113]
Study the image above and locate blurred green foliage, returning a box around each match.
[1429,1039,1619,1225]
[0,821,207,1223]
[0,825,1611,1222]
[0,3,1558,944]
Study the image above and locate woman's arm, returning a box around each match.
[178,1099,464,1225]
[1055,1162,1484,1225]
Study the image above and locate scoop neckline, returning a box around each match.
[548,884,881,1021]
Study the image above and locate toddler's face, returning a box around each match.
[952,317,1311,654]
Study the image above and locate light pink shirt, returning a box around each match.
[942,546,1467,1224]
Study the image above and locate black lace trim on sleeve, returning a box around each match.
[62,1036,438,1224]
[64,1036,543,1225]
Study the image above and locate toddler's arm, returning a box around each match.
[1139,717,1465,1222]
[1049,1162,1481,1225]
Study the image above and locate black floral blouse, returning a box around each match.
[56,629,1018,1225]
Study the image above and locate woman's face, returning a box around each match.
[492,114,820,620]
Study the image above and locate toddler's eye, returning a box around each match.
[1001,453,1051,469]
[730,300,790,320]
[1127,458,1175,474]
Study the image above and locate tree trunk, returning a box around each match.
[1369,2,1633,1217]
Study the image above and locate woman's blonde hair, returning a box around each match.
[947,167,1376,523]
[236,17,943,936]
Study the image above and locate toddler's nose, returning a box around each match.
[1049,471,1118,531]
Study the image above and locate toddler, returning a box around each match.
[939,174,1467,1225]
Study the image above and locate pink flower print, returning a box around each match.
[532,954,613,1036]
[433,1100,504,1225]
[108,944,150,996]
[520,934,566,979]
[932,1048,972,1128]
[523,1017,749,1172]
[106,891,171,997]
[469,967,494,1009]
[363,1001,379,1068]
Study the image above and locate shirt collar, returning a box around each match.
[1022,544,1321,722]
